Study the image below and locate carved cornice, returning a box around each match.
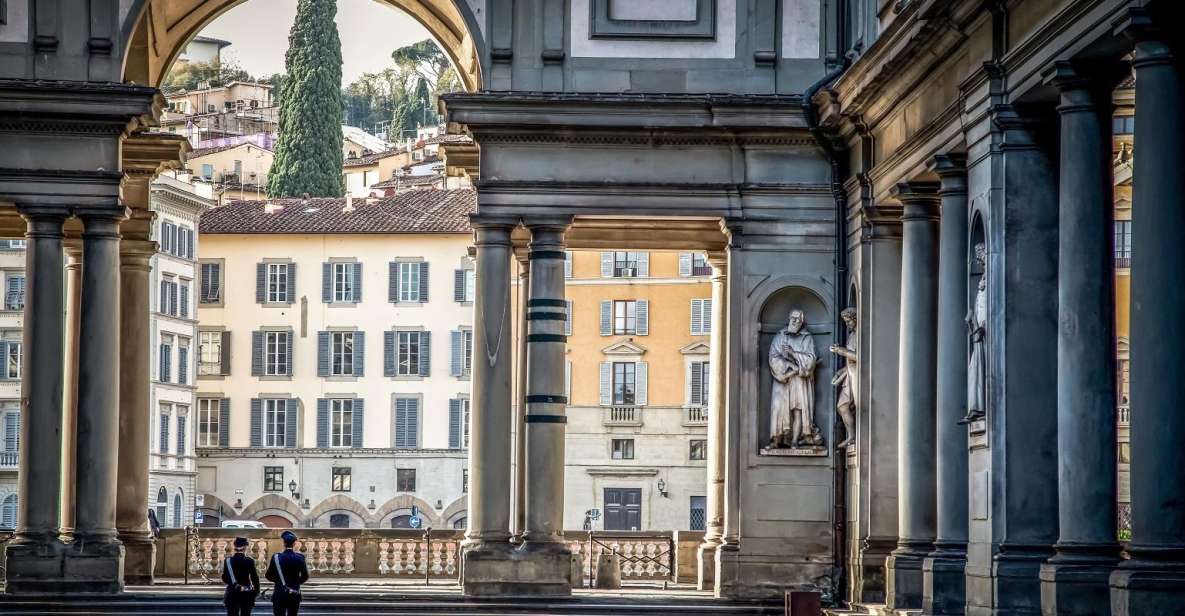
[0,79,162,137]
[471,130,816,148]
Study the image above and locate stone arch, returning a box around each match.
[240,494,302,522]
[306,494,370,524]
[120,0,486,91]
[374,494,440,527]
[440,496,467,525]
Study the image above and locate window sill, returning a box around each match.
[258,375,293,381]
[390,302,425,307]
[391,375,425,382]
[197,374,225,380]
[324,375,360,382]
[260,302,294,308]
[327,302,359,308]
[453,375,471,381]
[199,301,224,308]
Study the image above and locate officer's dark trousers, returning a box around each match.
[226,603,253,616]
[272,602,299,616]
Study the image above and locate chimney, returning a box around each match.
[264,200,285,214]
[343,192,355,213]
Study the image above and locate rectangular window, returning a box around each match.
[396,468,416,492]
[691,253,712,276]
[613,300,637,335]
[159,337,173,383]
[264,398,287,447]
[267,263,289,303]
[689,439,708,460]
[4,274,25,311]
[263,466,284,492]
[690,299,712,336]
[611,438,635,460]
[462,330,473,378]
[1114,220,1132,268]
[613,362,636,405]
[332,262,354,302]
[464,269,476,303]
[177,340,190,384]
[200,262,222,304]
[1112,115,1135,135]
[198,331,222,376]
[265,331,290,376]
[197,399,220,447]
[330,398,353,448]
[690,361,710,405]
[5,342,20,379]
[159,408,171,454]
[397,331,422,376]
[612,251,641,277]
[689,496,707,531]
[332,467,352,492]
[331,331,356,376]
[398,262,421,302]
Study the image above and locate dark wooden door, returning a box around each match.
[604,488,642,531]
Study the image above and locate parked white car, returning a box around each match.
[220,520,265,529]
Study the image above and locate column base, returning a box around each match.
[461,541,573,597]
[851,537,895,604]
[922,548,966,615]
[119,534,156,586]
[886,548,928,611]
[697,540,718,590]
[4,539,125,594]
[988,547,1052,615]
[1109,561,1185,616]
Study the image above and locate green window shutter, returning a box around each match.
[255,263,266,303]
[316,399,329,448]
[218,398,230,447]
[352,399,365,449]
[354,331,365,377]
[249,399,262,447]
[418,262,429,302]
[251,331,263,376]
[417,331,431,376]
[317,331,330,377]
[322,263,332,303]
[383,331,395,377]
[448,399,461,449]
[352,263,363,302]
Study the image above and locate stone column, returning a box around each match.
[1036,62,1120,613]
[715,233,744,599]
[1111,11,1185,613]
[513,253,530,541]
[4,207,69,592]
[885,182,940,611]
[697,250,728,590]
[520,220,572,592]
[61,247,82,534]
[116,240,156,585]
[461,220,516,596]
[922,155,970,615]
[69,206,129,592]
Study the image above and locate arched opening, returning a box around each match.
[258,514,295,529]
[155,487,169,528]
[173,490,183,528]
[390,515,413,529]
[120,0,485,92]
[0,493,16,529]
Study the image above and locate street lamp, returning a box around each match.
[288,479,299,501]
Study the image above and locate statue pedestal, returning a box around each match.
[759,445,827,457]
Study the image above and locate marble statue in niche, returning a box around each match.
[964,242,988,422]
[830,307,857,449]
[766,308,824,452]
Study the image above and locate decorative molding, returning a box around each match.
[588,0,715,40]
[602,340,647,356]
[679,341,711,355]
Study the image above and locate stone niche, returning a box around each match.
[756,285,832,456]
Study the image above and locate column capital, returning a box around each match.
[859,204,903,243]
[472,221,516,246]
[930,154,968,196]
[891,182,941,221]
[119,239,156,267]
[522,215,573,232]
[706,250,728,269]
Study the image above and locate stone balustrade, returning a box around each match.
[146,528,701,586]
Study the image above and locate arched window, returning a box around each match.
[451,517,467,530]
[328,513,350,528]
[1,493,16,529]
[390,515,412,529]
[173,492,183,528]
[156,487,168,528]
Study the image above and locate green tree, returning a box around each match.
[267,0,344,198]
[161,58,254,93]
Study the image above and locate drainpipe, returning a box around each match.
[803,57,850,605]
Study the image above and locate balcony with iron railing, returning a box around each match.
[603,406,642,427]
[0,450,17,470]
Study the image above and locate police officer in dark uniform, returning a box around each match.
[221,537,260,616]
[265,530,310,616]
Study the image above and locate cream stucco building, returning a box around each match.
[194,190,477,529]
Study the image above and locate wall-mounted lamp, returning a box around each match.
[435,499,443,510]
[288,479,300,502]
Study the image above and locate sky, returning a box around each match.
[200,0,435,84]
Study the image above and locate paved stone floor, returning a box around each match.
[0,583,784,615]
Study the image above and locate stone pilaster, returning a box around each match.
[3,207,70,593]
[885,182,940,611]
[461,219,517,595]
[1110,10,1185,613]
[69,205,129,593]
[923,155,969,615]
[116,239,156,585]
[697,251,728,590]
[1037,62,1120,615]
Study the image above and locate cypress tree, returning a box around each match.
[267,0,344,198]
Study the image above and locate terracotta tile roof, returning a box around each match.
[342,148,405,168]
[199,189,475,235]
[190,142,271,158]
[422,133,474,146]
[402,155,442,171]
[370,174,442,190]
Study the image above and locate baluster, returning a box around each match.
[378,540,391,574]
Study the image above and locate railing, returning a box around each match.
[158,527,464,582]
[154,528,696,586]
[0,450,17,469]
[563,531,673,582]
[604,406,642,427]
[684,406,708,425]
